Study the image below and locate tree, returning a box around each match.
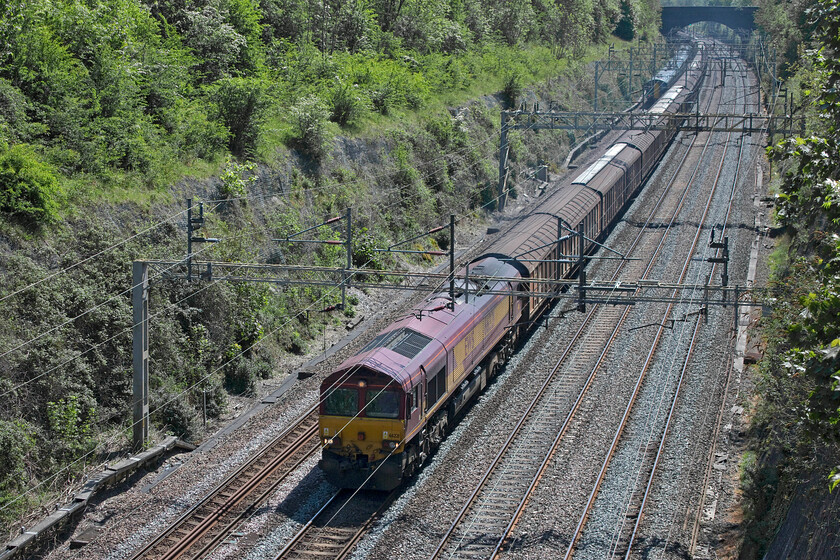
[288,94,332,159]
[614,0,637,41]
[767,0,840,488]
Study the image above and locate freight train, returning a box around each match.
[318,45,707,491]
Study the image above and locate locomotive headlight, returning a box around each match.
[382,440,397,450]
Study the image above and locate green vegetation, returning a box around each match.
[0,0,664,194]
[0,143,61,224]
[757,0,840,477]
[0,0,664,532]
[736,0,840,555]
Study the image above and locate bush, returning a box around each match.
[503,71,523,108]
[0,78,45,142]
[156,395,200,441]
[288,94,332,160]
[170,98,230,160]
[0,419,36,524]
[352,227,386,271]
[46,395,95,462]
[328,78,368,127]
[0,143,61,224]
[0,420,36,495]
[220,158,258,199]
[289,330,307,355]
[225,357,258,395]
[210,76,270,157]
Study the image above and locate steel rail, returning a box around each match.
[129,407,319,560]
[273,489,397,560]
[685,347,735,557]
[563,55,745,559]
[182,431,320,560]
[273,490,343,559]
[624,54,756,560]
[683,57,764,560]
[489,73,730,560]
[491,43,733,560]
[429,303,604,560]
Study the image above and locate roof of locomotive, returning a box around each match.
[327,256,521,392]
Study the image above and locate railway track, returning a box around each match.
[128,408,320,560]
[566,48,754,559]
[427,51,732,560]
[615,54,762,560]
[274,489,396,560]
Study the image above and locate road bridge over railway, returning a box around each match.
[661,6,758,36]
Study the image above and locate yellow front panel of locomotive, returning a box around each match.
[319,416,405,461]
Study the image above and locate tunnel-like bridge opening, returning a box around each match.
[661,6,758,36]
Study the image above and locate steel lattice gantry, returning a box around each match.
[130,255,765,449]
[496,108,802,210]
[501,109,802,135]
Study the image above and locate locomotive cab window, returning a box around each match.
[411,385,420,413]
[426,367,445,412]
[366,389,401,418]
[324,387,358,416]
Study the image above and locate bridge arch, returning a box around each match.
[661,6,758,36]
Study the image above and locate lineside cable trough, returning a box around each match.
[0,437,194,560]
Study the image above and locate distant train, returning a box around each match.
[644,44,694,105]
[318,44,707,491]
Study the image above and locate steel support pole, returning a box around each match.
[464,261,469,304]
[499,112,509,212]
[186,199,193,282]
[734,285,739,333]
[652,43,657,76]
[577,223,586,312]
[449,214,456,309]
[342,207,352,309]
[132,261,149,450]
[557,217,564,281]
